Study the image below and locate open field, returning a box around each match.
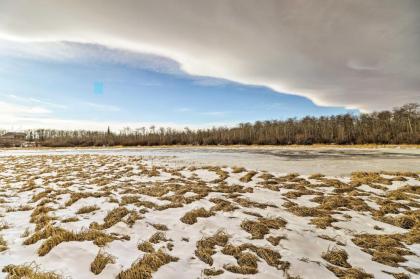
[0,148,419,278]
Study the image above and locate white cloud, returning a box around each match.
[0,100,51,115]
[0,114,234,131]
[0,0,419,111]
[83,102,120,112]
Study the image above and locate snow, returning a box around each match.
[0,149,419,278]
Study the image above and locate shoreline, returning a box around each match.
[1,143,419,152]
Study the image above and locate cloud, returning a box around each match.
[0,114,235,131]
[83,102,120,112]
[5,94,67,109]
[0,100,51,115]
[0,0,419,111]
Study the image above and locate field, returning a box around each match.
[0,148,419,278]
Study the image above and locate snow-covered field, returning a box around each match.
[0,152,419,278]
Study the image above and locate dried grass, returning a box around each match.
[326,265,373,279]
[180,208,214,225]
[203,268,224,276]
[2,264,62,279]
[195,231,229,265]
[239,171,257,182]
[91,250,115,275]
[76,205,99,214]
[0,235,7,252]
[138,241,155,253]
[117,249,178,279]
[322,247,351,268]
[241,217,287,239]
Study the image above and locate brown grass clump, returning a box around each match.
[223,251,259,274]
[310,216,338,229]
[38,229,117,256]
[91,250,115,275]
[125,211,142,227]
[322,247,351,268]
[0,235,7,252]
[326,265,373,279]
[309,173,325,180]
[23,225,118,256]
[382,271,411,279]
[203,268,224,276]
[233,197,277,209]
[351,171,391,186]
[286,204,324,217]
[195,231,229,265]
[239,171,257,182]
[379,215,417,229]
[23,225,66,246]
[150,223,168,231]
[61,217,79,223]
[221,243,285,269]
[76,205,99,214]
[2,264,62,279]
[120,195,140,205]
[210,198,238,212]
[319,195,371,212]
[29,205,57,231]
[241,217,287,239]
[117,249,178,279]
[223,263,258,274]
[138,241,155,253]
[148,232,168,244]
[90,206,129,229]
[207,166,229,182]
[180,208,214,225]
[266,235,286,246]
[232,166,246,173]
[352,234,413,267]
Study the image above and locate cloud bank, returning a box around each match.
[0,0,419,111]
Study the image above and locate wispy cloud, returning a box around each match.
[6,94,67,109]
[0,100,51,115]
[174,107,193,113]
[83,102,121,112]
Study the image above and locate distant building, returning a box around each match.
[0,132,27,147]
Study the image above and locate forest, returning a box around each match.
[2,103,419,147]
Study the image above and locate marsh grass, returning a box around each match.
[138,241,155,253]
[266,235,286,246]
[117,249,178,279]
[203,268,224,276]
[23,225,118,256]
[180,208,214,225]
[90,250,115,275]
[149,223,168,231]
[61,217,79,223]
[322,247,351,268]
[2,264,62,279]
[76,205,99,214]
[352,233,413,267]
[239,171,257,183]
[148,232,168,244]
[90,206,129,230]
[310,216,338,229]
[195,231,229,265]
[0,235,7,251]
[241,217,287,239]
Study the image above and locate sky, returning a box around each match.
[0,0,419,131]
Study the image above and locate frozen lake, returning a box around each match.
[1,146,418,176]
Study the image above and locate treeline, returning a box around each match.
[23,103,420,146]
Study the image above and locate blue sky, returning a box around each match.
[0,43,356,131]
[1,0,418,131]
